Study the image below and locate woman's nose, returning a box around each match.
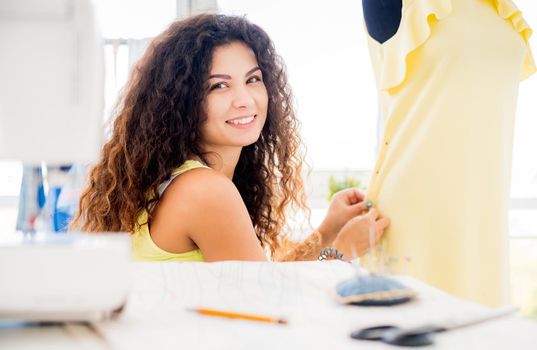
[232,86,255,109]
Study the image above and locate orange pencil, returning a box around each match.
[189,308,288,325]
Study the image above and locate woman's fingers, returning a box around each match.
[340,187,365,205]
[350,201,368,215]
[371,218,389,241]
[376,217,390,231]
[366,208,379,220]
[350,188,365,204]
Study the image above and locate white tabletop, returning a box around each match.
[2,261,537,349]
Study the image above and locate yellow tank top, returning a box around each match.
[365,0,535,306]
[131,160,209,262]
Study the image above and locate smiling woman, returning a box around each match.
[70,14,390,262]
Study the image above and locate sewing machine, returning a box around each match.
[0,0,130,321]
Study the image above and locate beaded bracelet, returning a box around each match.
[318,246,345,261]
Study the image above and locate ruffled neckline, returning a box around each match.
[374,0,536,92]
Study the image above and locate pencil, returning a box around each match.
[189,308,288,325]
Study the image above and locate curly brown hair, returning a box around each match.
[71,14,307,257]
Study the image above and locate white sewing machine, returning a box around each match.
[0,233,130,321]
[0,0,130,321]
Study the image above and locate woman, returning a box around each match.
[71,14,389,262]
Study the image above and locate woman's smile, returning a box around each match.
[225,114,257,128]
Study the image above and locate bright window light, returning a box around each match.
[92,0,176,38]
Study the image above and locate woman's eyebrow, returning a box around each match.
[245,66,261,76]
[208,67,261,80]
[208,73,231,80]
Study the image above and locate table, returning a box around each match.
[2,261,536,349]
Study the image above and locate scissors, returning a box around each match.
[351,324,443,346]
[350,306,518,347]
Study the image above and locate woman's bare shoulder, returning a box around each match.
[163,166,237,205]
[155,167,266,261]
[155,166,249,235]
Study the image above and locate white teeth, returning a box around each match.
[227,116,255,125]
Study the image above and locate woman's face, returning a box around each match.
[201,41,268,153]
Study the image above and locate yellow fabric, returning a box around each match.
[132,160,209,262]
[365,0,536,306]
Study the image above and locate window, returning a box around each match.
[220,0,378,171]
[93,0,176,39]
[509,0,537,238]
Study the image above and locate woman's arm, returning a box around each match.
[151,172,388,262]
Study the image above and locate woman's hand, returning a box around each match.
[318,188,368,246]
[332,208,390,259]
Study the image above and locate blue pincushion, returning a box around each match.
[335,275,415,306]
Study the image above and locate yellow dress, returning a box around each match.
[365,0,535,306]
[132,160,208,262]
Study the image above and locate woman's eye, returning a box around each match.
[210,82,227,91]
[247,75,262,84]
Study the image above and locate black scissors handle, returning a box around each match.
[351,324,446,347]
[352,306,518,346]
